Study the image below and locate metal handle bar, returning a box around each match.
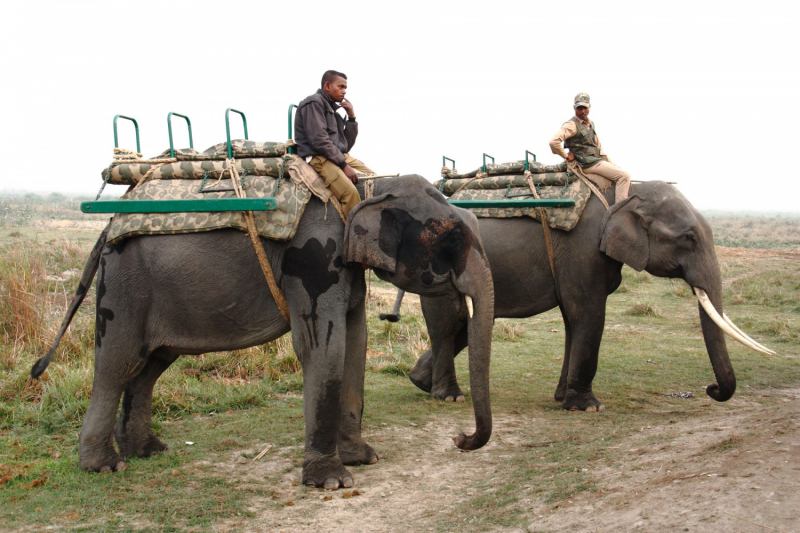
[167,112,193,158]
[225,108,248,159]
[113,115,140,153]
[525,150,537,171]
[482,153,495,173]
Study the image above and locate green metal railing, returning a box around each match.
[81,198,277,214]
[525,150,537,171]
[442,151,575,209]
[225,108,248,159]
[82,109,281,215]
[449,198,575,209]
[287,103,298,154]
[482,153,495,173]
[113,115,140,153]
[168,112,193,158]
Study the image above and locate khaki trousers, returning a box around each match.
[583,160,631,204]
[308,154,375,219]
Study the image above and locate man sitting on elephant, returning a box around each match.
[549,92,631,204]
[295,70,375,218]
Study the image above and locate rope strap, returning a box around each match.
[227,158,291,324]
[363,178,375,200]
[525,171,557,281]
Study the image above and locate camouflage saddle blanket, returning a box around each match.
[106,147,337,245]
[435,166,591,232]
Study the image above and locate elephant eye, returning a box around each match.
[679,231,697,249]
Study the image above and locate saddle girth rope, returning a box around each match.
[227,158,291,324]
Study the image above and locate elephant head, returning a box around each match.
[599,181,774,402]
[344,175,494,450]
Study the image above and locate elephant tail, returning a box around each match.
[31,221,111,379]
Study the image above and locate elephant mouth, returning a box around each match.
[693,287,775,355]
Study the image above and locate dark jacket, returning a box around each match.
[295,89,358,168]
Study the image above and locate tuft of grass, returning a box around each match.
[494,319,524,341]
[626,302,662,317]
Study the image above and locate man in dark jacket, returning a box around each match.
[295,70,374,217]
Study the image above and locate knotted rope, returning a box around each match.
[227,158,291,324]
[450,172,489,197]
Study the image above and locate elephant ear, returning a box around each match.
[599,196,649,271]
[343,193,400,272]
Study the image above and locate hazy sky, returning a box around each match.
[1,0,798,212]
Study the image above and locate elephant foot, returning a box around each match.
[409,353,433,393]
[302,456,354,490]
[431,382,465,403]
[561,389,605,412]
[338,438,379,466]
[116,433,169,459]
[80,444,128,473]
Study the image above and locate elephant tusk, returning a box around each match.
[695,289,774,356]
[722,312,777,355]
[465,296,474,318]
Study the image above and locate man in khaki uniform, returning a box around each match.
[295,70,375,218]
[549,93,631,204]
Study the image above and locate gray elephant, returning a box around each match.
[408,181,772,410]
[33,175,494,489]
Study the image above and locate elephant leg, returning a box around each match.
[411,295,468,401]
[337,292,378,466]
[80,343,147,472]
[292,305,353,490]
[558,300,606,412]
[554,317,573,402]
[431,326,468,402]
[115,349,177,459]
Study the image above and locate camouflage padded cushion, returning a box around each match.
[435,172,572,196]
[444,175,591,232]
[103,157,289,186]
[176,140,287,161]
[442,159,567,179]
[107,173,311,244]
[104,140,289,185]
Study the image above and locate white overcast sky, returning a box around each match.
[1,0,798,212]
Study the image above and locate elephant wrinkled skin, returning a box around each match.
[410,181,751,412]
[34,175,494,489]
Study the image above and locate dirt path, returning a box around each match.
[198,387,799,532]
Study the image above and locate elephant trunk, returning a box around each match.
[452,248,494,450]
[694,280,736,402]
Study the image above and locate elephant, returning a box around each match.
[406,180,773,411]
[33,174,495,489]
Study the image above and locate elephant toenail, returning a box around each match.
[115,461,128,472]
[598,405,606,412]
[445,396,454,402]
[586,406,597,413]
[456,395,465,403]
[99,466,112,473]
[342,477,354,488]
[323,478,339,490]
[368,456,378,465]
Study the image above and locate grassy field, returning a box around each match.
[1,194,799,532]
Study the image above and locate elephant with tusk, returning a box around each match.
[33,175,495,488]
[407,180,774,410]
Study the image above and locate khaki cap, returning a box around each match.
[574,93,591,107]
